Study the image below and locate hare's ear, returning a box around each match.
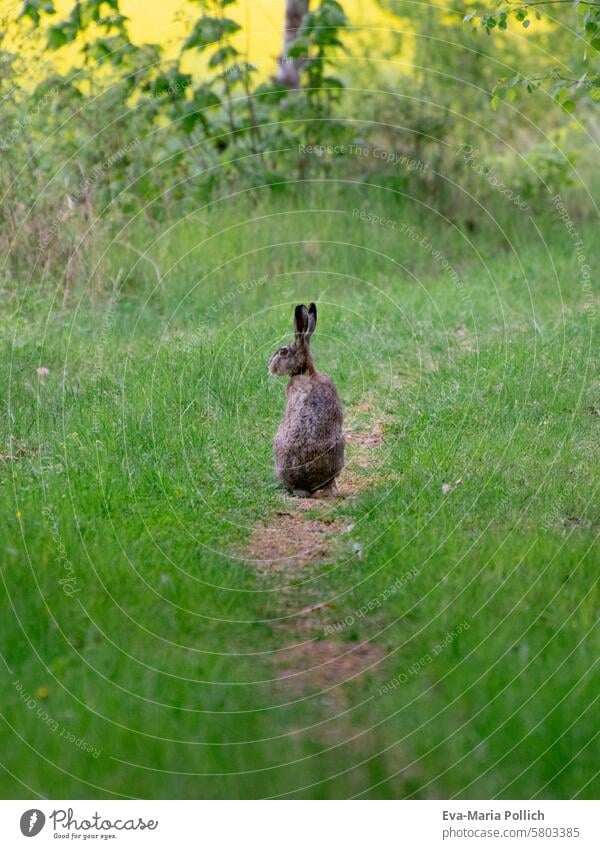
[307,302,317,339]
[294,304,308,338]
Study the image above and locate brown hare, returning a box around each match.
[269,303,345,497]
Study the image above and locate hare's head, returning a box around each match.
[269,303,317,377]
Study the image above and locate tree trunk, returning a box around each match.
[276,0,309,89]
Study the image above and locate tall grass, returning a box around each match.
[1,184,598,798]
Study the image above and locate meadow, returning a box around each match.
[1,182,598,799]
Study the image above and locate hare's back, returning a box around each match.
[287,373,343,437]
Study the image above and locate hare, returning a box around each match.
[269,303,345,497]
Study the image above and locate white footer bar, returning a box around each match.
[1,800,598,848]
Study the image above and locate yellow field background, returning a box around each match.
[6,0,413,79]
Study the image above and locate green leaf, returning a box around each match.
[191,86,221,110]
[315,33,345,48]
[181,84,222,132]
[253,81,288,104]
[183,16,241,52]
[20,0,56,25]
[79,2,100,28]
[592,36,600,51]
[523,19,530,28]
[491,95,500,110]
[208,45,239,67]
[151,71,192,99]
[84,34,132,66]
[181,109,206,134]
[590,87,600,101]
[287,37,310,58]
[554,86,569,104]
[219,65,244,83]
[46,23,76,49]
[562,100,576,113]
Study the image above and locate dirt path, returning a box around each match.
[245,404,390,700]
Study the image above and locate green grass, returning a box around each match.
[1,184,598,799]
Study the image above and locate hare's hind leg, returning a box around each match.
[310,478,339,499]
[324,478,339,497]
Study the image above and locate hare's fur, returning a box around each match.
[269,304,345,496]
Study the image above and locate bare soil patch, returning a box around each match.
[247,511,351,574]
[341,417,386,496]
[245,407,389,696]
